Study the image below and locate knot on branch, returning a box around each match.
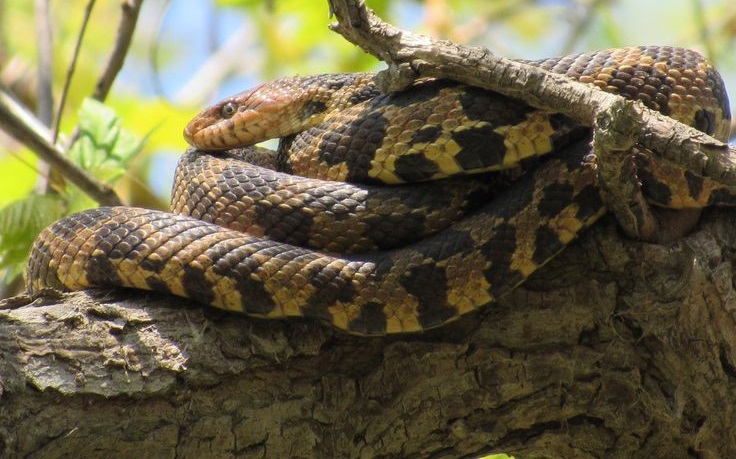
[592,98,642,154]
[375,63,421,92]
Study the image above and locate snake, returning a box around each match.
[26,46,734,336]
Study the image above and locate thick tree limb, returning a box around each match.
[2,211,736,458]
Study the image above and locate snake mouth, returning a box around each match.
[183,75,363,151]
[183,110,263,151]
[183,105,225,149]
[185,109,302,151]
[183,121,231,150]
[184,85,318,150]
[182,122,200,147]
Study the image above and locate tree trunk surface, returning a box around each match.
[1,209,736,459]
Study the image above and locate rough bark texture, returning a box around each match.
[2,209,736,458]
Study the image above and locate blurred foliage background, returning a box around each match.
[0,0,735,299]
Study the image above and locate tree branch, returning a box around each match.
[4,209,736,457]
[0,88,121,206]
[327,0,736,186]
[52,0,96,143]
[64,0,144,149]
[0,1,144,207]
[93,0,143,102]
[33,0,55,195]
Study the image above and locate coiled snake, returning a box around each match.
[26,46,733,335]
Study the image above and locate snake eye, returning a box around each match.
[220,102,238,119]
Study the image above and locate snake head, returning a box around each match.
[183,73,377,150]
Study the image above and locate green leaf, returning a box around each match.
[78,98,121,150]
[0,194,66,278]
[69,98,145,185]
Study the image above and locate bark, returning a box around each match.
[2,210,736,458]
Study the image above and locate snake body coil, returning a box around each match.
[27,46,733,335]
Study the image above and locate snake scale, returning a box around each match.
[27,46,734,335]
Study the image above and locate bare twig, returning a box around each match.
[53,0,96,144]
[92,0,143,101]
[64,0,144,149]
[0,88,121,206]
[34,0,53,126]
[1,1,143,207]
[34,0,54,195]
[7,0,142,207]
